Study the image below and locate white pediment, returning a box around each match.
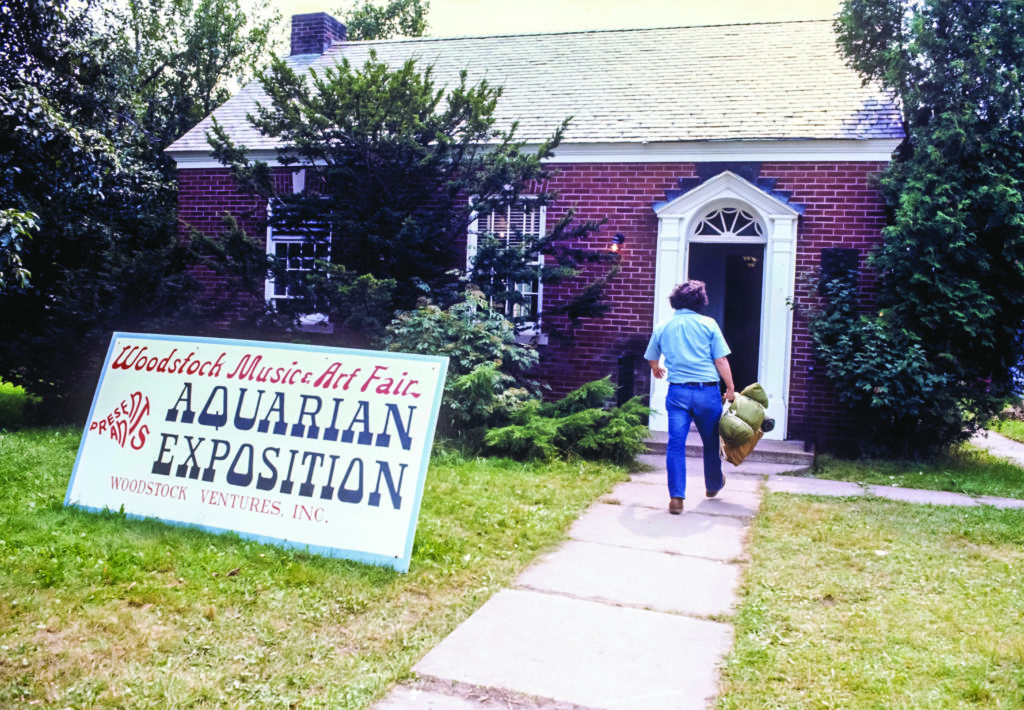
[654,170,801,220]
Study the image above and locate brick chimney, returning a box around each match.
[290,13,347,56]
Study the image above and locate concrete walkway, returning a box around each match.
[375,435,1024,709]
[972,428,1024,469]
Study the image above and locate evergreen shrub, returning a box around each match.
[383,290,539,446]
[808,262,953,457]
[484,379,651,464]
[385,293,649,464]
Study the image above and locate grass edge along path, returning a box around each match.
[811,446,1024,500]
[0,426,627,708]
[718,493,1024,709]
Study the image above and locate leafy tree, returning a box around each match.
[101,0,278,163]
[0,210,36,292]
[821,0,1024,455]
[338,0,429,40]
[0,0,286,420]
[0,0,200,418]
[209,52,613,339]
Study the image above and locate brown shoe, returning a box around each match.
[706,475,726,498]
[669,497,684,514]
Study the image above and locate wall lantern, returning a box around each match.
[609,233,626,253]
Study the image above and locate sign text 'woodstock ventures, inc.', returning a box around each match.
[65,333,448,572]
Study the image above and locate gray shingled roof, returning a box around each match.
[167,20,903,155]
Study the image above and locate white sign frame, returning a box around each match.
[65,333,448,572]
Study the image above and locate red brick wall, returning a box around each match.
[764,162,888,450]
[536,161,889,449]
[177,168,290,325]
[177,160,889,449]
[537,163,695,405]
[290,12,346,56]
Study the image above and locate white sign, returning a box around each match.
[65,333,448,572]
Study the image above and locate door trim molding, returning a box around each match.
[650,171,798,439]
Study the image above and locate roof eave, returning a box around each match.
[168,137,901,169]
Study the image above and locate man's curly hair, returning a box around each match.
[669,280,708,311]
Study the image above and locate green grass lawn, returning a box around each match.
[0,427,626,708]
[811,447,1024,500]
[8,422,1024,709]
[990,417,1024,444]
[719,493,1024,709]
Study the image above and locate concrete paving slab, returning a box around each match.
[687,493,762,519]
[630,462,764,492]
[695,472,766,493]
[600,481,761,519]
[867,485,979,506]
[376,679,585,709]
[569,503,749,561]
[516,539,741,617]
[635,453,807,479]
[635,452,665,466]
[766,476,865,497]
[636,452,760,475]
[374,687,489,709]
[727,460,813,476]
[414,589,731,710]
[977,495,1024,509]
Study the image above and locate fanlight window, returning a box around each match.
[693,207,764,238]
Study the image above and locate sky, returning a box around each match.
[270,0,844,37]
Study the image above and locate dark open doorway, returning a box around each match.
[687,243,764,390]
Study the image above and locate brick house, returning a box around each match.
[167,13,903,449]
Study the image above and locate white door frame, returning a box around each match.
[649,171,800,439]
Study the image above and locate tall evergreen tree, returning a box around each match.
[208,52,612,340]
[816,0,1024,455]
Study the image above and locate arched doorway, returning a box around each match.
[650,171,801,438]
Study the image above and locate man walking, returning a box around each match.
[645,281,735,514]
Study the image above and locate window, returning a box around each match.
[265,201,331,327]
[693,206,764,238]
[466,201,546,323]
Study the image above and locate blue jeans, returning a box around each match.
[666,383,724,499]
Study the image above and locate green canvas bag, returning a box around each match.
[719,410,754,446]
[739,383,769,408]
[729,394,765,432]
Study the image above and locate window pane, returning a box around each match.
[474,201,544,322]
[270,238,330,300]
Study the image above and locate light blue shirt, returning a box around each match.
[644,309,731,383]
